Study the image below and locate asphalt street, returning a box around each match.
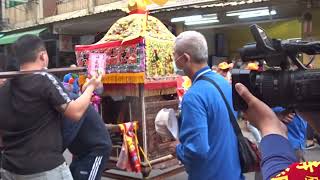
[64,122,320,180]
[64,144,320,180]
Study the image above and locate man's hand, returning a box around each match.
[235,83,287,138]
[63,74,102,122]
[277,111,295,124]
[82,74,103,91]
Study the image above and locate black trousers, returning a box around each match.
[63,93,112,180]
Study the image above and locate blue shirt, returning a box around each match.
[260,134,297,180]
[176,66,243,180]
[272,107,307,150]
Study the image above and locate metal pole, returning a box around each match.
[129,101,132,122]
[139,84,148,161]
[0,67,86,79]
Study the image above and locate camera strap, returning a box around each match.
[197,76,244,137]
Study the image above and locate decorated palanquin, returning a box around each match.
[75,13,176,85]
[74,1,183,179]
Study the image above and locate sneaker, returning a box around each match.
[306,142,316,150]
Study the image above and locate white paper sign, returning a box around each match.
[87,53,107,77]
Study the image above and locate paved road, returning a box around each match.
[64,123,320,180]
[64,145,320,180]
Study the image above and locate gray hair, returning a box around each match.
[174,31,208,64]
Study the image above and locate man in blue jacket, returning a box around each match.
[170,31,243,180]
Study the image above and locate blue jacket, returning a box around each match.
[176,66,243,180]
[260,134,297,180]
[272,107,307,150]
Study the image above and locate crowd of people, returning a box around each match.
[0,32,319,180]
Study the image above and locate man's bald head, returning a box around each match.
[174,31,208,64]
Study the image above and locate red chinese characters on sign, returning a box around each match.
[87,53,107,76]
[272,162,320,180]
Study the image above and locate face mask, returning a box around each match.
[173,61,182,73]
[173,54,185,74]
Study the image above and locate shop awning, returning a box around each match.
[0,28,47,45]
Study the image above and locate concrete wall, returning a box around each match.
[5,3,38,24]
[57,0,88,14]
[96,0,120,6]
[2,0,124,31]
[43,0,58,18]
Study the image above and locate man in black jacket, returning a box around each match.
[0,35,111,180]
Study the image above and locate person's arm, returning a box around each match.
[62,75,102,121]
[260,134,298,180]
[42,73,102,122]
[62,85,96,121]
[234,83,287,138]
[175,93,210,169]
[82,79,104,95]
[234,83,294,179]
[234,83,320,179]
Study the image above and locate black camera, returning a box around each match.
[232,24,320,111]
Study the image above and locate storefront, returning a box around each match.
[0,27,61,68]
[0,7,126,69]
[51,9,126,67]
[150,0,316,67]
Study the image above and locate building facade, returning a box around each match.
[1,0,320,67]
[0,0,126,67]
